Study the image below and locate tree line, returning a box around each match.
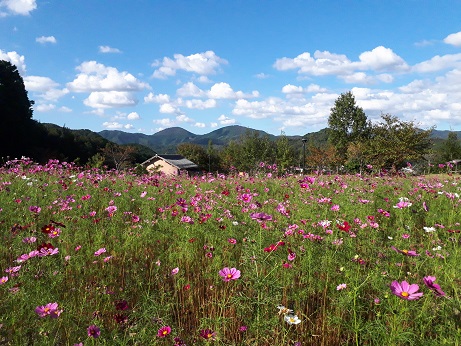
[1,59,460,174]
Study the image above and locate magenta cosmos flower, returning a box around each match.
[219,267,241,282]
[87,325,101,338]
[423,276,446,297]
[157,325,171,338]
[390,280,423,300]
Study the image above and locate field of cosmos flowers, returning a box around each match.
[0,158,460,346]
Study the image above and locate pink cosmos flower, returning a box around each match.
[171,267,179,275]
[390,280,423,300]
[391,246,419,256]
[105,205,117,217]
[250,212,273,222]
[35,302,63,318]
[157,325,171,338]
[94,248,106,256]
[423,276,446,297]
[228,238,237,244]
[0,276,8,284]
[336,283,347,291]
[219,267,241,282]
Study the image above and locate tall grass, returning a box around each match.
[0,158,460,345]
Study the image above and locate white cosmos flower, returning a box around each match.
[284,314,301,325]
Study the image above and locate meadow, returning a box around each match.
[0,158,460,346]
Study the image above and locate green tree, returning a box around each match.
[177,143,208,170]
[328,91,370,160]
[0,60,37,159]
[438,132,461,162]
[275,131,295,173]
[365,114,433,171]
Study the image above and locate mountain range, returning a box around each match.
[98,125,458,154]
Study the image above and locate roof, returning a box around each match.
[141,154,199,170]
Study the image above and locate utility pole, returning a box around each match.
[302,138,307,173]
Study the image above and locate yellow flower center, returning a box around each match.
[401,291,409,297]
[207,333,213,339]
[227,274,232,278]
[162,330,168,335]
[402,249,408,254]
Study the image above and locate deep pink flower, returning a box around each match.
[219,267,241,282]
[199,328,216,340]
[250,212,273,222]
[157,325,171,338]
[87,325,101,338]
[423,276,446,297]
[0,276,8,284]
[390,280,423,300]
[228,238,237,244]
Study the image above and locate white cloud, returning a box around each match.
[218,114,236,125]
[176,114,193,123]
[193,122,206,128]
[58,106,72,112]
[144,92,170,104]
[210,122,218,128]
[83,91,138,108]
[255,73,270,79]
[177,82,206,97]
[208,82,259,99]
[153,118,176,127]
[184,99,216,109]
[102,121,124,129]
[412,53,461,73]
[0,50,26,74]
[36,36,56,44]
[444,31,461,47]
[152,50,228,79]
[24,76,69,101]
[159,103,179,114]
[35,103,55,112]
[99,45,122,53]
[0,0,37,16]
[127,112,140,120]
[67,61,150,92]
[274,46,409,78]
[24,76,58,90]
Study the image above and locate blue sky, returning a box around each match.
[1,0,461,136]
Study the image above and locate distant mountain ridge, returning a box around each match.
[98,125,461,154]
[99,125,278,153]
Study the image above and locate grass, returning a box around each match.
[0,158,460,345]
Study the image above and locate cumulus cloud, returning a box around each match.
[218,114,236,125]
[83,91,138,108]
[208,82,259,99]
[0,50,26,74]
[273,46,409,79]
[153,118,176,127]
[177,82,206,97]
[99,45,122,53]
[0,0,37,16]
[184,99,216,109]
[67,61,149,92]
[102,121,134,130]
[127,112,140,120]
[444,31,461,47]
[35,103,55,112]
[36,36,56,44]
[144,92,170,104]
[412,53,461,73]
[194,122,206,128]
[24,75,69,101]
[152,50,228,79]
[58,106,72,112]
